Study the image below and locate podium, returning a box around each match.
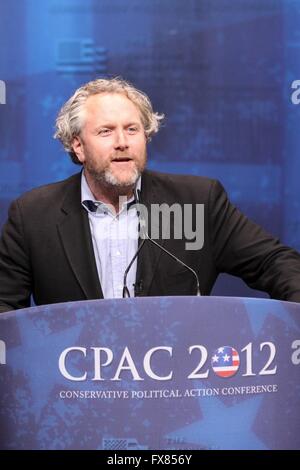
[0,296,299,450]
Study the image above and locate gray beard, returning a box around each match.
[103,166,139,187]
[87,165,140,191]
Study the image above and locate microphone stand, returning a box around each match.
[122,238,146,298]
[122,187,201,297]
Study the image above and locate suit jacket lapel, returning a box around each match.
[57,173,103,299]
[136,170,169,296]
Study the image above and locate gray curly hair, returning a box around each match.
[54,77,164,164]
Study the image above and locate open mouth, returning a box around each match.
[111,157,133,163]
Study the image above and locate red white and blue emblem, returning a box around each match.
[211,346,240,378]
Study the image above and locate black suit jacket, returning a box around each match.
[1,170,300,312]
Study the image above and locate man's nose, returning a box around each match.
[114,130,129,150]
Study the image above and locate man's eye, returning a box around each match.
[128,127,138,133]
[98,129,111,135]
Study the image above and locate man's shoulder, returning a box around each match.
[15,172,81,207]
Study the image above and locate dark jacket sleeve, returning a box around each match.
[209,180,300,302]
[0,199,32,312]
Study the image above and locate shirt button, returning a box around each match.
[116,250,121,256]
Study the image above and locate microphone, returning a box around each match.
[122,188,201,297]
[122,238,146,298]
[136,189,201,296]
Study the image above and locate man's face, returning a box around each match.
[72,93,147,190]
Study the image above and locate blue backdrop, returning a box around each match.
[1,0,300,297]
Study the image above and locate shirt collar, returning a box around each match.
[81,170,141,214]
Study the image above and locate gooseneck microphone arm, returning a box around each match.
[141,229,201,296]
[136,188,201,297]
[122,187,202,298]
[122,238,146,298]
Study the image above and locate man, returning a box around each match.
[0,77,300,313]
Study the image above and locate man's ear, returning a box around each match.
[72,136,85,163]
